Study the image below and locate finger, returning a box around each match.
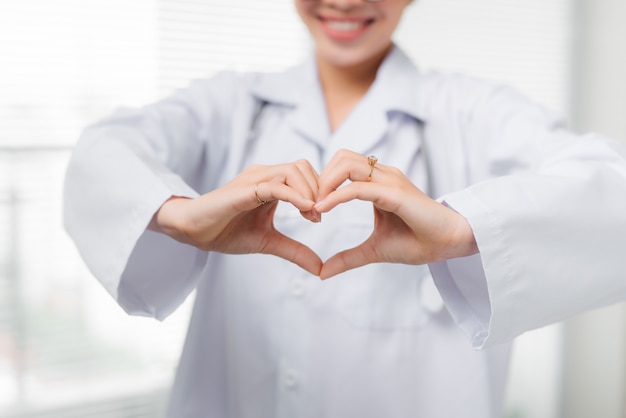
[319,239,378,280]
[254,181,316,212]
[255,161,318,204]
[293,159,320,198]
[315,181,393,213]
[261,230,323,276]
[292,160,322,222]
[318,150,379,200]
[272,160,319,202]
[257,160,321,222]
[299,208,321,223]
[317,149,361,199]
[244,161,317,203]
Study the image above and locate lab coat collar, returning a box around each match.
[249,54,330,147]
[249,54,319,107]
[249,45,427,151]
[324,46,427,157]
[374,45,426,121]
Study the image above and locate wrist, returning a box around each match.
[440,205,479,260]
[149,196,193,241]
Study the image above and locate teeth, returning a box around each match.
[326,20,363,32]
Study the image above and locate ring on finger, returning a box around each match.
[367,155,378,182]
[254,184,268,205]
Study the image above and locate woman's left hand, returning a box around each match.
[315,149,478,280]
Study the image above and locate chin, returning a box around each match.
[317,43,390,69]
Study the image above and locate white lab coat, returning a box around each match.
[64,47,626,418]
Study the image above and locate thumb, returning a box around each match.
[319,240,377,280]
[261,230,323,276]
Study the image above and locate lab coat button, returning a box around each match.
[283,369,298,389]
[291,283,305,297]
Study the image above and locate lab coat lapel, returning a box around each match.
[249,57,330,149]
[325,46,427,159]
[324,87,388,158]
[290,84,330,149]
[249,47,429,157]
[376,46,426,120]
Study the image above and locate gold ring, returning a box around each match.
[367,155,378,182]
[254,184,268,205]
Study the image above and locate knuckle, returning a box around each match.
[336,148,351,159]
[245,164,264,175]
[295,158,309,167]
[284,163,300,178]
[388,166,403,177]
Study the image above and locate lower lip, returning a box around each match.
[319,20,371,42]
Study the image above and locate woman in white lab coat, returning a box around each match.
[64,0,626,417]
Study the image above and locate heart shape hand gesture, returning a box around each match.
[150,149,478,279]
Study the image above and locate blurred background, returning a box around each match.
[0,0,625,417]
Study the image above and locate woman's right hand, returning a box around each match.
[149,160,323,275]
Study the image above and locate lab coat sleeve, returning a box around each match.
[429,79,626,349]
[63,72,242,319]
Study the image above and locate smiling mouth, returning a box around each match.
[319,17,375,40]
[324,19,372,31]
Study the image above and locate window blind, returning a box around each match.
[157,0,309,93]
[0,1,571,417]
[0,1,307,417]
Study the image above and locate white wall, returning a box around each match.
[570,0,626,139]
[562,1,626,417]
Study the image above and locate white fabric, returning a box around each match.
[64,47,626,418]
